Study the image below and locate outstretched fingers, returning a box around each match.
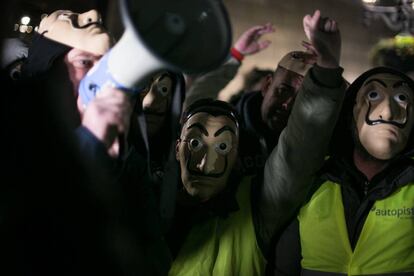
[258,40,272,50]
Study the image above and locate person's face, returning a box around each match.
[176,113,239,202]
[141,72,173,137]
[260,68,303,134]
[353,73,414,160]
[38,10,111,56]
[63,48,102,98]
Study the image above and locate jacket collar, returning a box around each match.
[321,154,414,200]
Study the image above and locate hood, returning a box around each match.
[130,71,186,161]
[236,91,265,136]
[330,66,414,159]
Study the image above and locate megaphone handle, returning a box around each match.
[79,51,146,107]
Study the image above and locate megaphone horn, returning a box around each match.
[79,0,232,106]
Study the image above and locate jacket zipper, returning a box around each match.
[363,180,369,196]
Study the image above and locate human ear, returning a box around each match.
[261,74,273,97]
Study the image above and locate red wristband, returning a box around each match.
[231,47,244,62]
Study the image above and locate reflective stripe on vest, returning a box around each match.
[298,181,414,275]
[168,176,266,276]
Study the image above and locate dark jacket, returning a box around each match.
[236,91,277,175]
[13,33,171,275]
[321,66,414,249]
[167,65,346,274]
[75,72,186,275]
[4,35,128,275]
[275,144,414,276]
[128,72,186,231]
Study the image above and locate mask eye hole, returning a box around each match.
[189,138,203,152]
[154,74,172,97]
[215,141,232,155]
[157,84,170,96]
[367,91,381,101]
[394,93,408,104]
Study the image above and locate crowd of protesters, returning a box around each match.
[1,3,413,276]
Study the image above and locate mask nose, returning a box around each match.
[142,89,165,112]
[378,96,401,121]
[78,9,101,26]
[196,148,218,174]
[142,91,155,110]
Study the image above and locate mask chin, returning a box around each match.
[350,120,389,161]
[357,125,405,161]
[362,142,399,160]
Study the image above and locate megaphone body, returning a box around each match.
[79,0,232,106]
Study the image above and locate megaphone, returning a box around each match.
[79,0,232,106]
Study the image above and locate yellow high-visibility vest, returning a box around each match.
[169,177,266,276]
[298,181,414,275]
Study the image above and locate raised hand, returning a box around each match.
[303,10,341,68]
[301,40,318,57]
[233,23,275,56]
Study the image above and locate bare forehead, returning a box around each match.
[183,112,237,132]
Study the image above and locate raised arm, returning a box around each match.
[183,23,274,109]
[255,10,347,252]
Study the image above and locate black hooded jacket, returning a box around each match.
[5,34,129,275]
[274,67,414,275]
[235,91,279,175]
[14,33,177,275]
[321,66,414,248]
[76,70,187,274]
[126,72,186,231]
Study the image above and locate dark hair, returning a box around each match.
[180,98,240,129]
[242,67,273,91]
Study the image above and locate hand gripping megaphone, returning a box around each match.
[79,0,232,106]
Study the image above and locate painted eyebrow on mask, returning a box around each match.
[187,123,208,136]
[157,73,171,82]
[214,125,236,137]
[393,80,409,89]
[364,78,387,87]
[68,14,102,29]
